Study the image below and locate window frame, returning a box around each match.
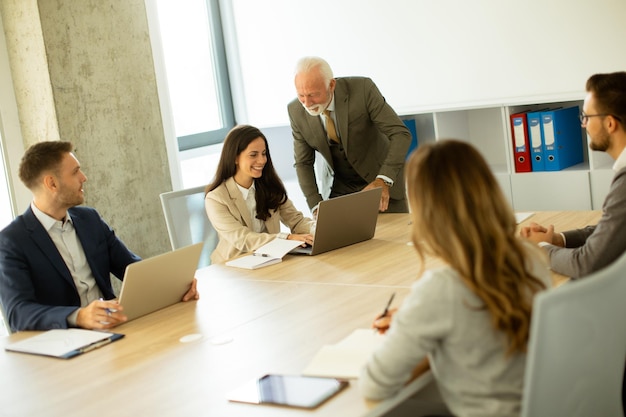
[176,0,235,151]
[151,0,235,152]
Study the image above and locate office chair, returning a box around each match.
[159,185,218,269]
[0,305,10,336]
[522,251,626,417]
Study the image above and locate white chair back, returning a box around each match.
[159,185,218,268]
[0,301,10,335]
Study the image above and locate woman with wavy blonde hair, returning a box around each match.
[360,140,550,417]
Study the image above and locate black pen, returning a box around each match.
[79,338,113,354]
[377,292,396,320]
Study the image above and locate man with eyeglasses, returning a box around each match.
[521,71,626,278]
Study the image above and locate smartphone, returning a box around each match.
[227,374,349,409]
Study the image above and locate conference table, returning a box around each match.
[0,211,602,417]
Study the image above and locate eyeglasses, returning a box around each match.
[579,113,610,125]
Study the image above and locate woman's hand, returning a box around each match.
[372,307,398,334]
[288,233,314,246]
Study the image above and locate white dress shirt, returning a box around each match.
[613,146,626,172]
[31,203,103,325]
[235,181,266,233]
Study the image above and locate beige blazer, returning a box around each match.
[205,177,314,264]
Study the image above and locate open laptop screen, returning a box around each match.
[291,188,382,256]
[117,243,203,321]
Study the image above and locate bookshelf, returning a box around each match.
[403,97,612,211]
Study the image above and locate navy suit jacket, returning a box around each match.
[0,206,140,331]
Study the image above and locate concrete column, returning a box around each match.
[0,0,172,257]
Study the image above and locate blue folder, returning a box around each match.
[403,119,418,158]
[541,106,584,171]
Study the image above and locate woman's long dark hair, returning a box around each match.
[205,125,287,221]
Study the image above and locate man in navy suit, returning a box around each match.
[0,141,198,332]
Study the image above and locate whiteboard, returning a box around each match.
[226,0,626,127]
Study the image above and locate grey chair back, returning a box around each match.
[522,251,626,417]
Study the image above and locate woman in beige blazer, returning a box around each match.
[205,125,314,264]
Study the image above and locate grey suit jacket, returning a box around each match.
[288,77,411,210]
[546,167,626,278]
[205,178,314,264]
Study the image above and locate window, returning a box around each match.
[0,133,10,337]
[153,0,234,151]
[0,135,12,230]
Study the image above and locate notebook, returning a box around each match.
[225,239,303,269]
[302,328,385,379]
[117,242,203,321]
[291,187,382,256]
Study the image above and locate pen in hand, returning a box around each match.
[99,297,118,315]
[377,292,396,320]
[373,292,396,334]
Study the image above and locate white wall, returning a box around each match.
[226,0,626,127]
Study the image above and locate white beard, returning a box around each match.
[302,102,327,116]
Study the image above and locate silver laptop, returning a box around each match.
[291,188,382,256]
[117,242,203,321]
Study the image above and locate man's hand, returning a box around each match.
[182,278,200,301]
[520,222,564,246]
[363,178,390,212]
[76,299,126,330]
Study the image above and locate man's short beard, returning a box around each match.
[589,131,610,152]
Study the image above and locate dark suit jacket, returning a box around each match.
[288,77,411,210]
[0,206,140,331]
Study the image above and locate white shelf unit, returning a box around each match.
[403,98,611,211]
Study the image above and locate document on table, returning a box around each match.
[225,238,304,270]
[515,212,534,224]
[5,328,124,359]
[302,328,386,379]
